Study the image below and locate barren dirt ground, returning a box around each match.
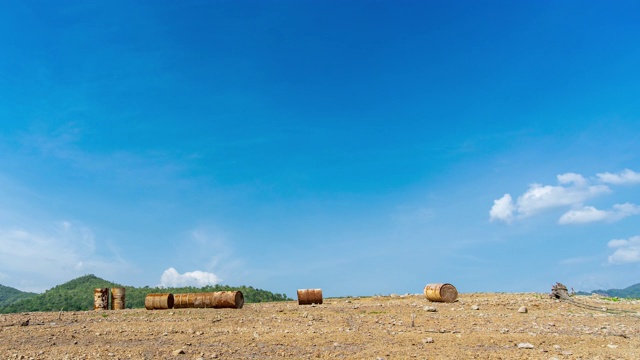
[1,293,639,359]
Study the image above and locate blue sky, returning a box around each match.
[1,1,639,296]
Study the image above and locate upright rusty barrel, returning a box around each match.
[93,288,109,310]
[145,293,174,310]
[110,287,126,310]
[424,283,458,303]
[174,291,244,309]
[297,289,323,305]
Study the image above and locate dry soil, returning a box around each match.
[1,293,639,359]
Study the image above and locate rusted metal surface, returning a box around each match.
[174,291,244,309]
[144,293,174,310]
[424,283,458,303]
[93,288,109,310]
[110,287,126,310]
[173,293,194,309]
[297,289,323,305]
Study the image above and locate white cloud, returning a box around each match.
[607,236,640,264]
[558,206,607,224]
[597,169,640,185]
[490,172,610,222]
[557,172,588,186]
[559,203,640,224]
[392,206,436,225]
[489,194,515,223]
[517,174,609,217]
[159,267,222,287]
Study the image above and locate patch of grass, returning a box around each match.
[603,297,621,302]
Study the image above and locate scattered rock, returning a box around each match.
[0,292,635,358]
[518,306,528,313]
[471,305,480,311]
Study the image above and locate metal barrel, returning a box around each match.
[93,288,109,310]
[424,283,458,303]
[145,293,174,310]
[173,293,194,309]
[297,289,323,305]
[174,291,244,309]
[110,287,126,310]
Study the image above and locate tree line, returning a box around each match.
[0,274,290,314]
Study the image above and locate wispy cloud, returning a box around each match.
[558,256,596,265]
[559,203,640,224]
[188,228,243,273]
[490,170,639,224]
[16,122,195,189]
[608,236,640,264]
[597,169,640,185]
[160,227,246,287]
[0,221,132,292]
[391,206,435,225]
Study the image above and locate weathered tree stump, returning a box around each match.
[550,282,571,300]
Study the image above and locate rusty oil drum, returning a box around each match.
[424,283,458,303]
[144,293,174,310]
[110,287,126,310]
[174,291,244,309]
[297,288,323,305]
[93,288,109,310]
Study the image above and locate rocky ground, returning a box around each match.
[1,293,639,359]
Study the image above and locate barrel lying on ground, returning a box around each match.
[297,289,323,305]
[173,291,244,309]
[145,293,175,310]
[424,283,458,303]
[94,288,109,310]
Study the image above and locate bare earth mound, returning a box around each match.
[1,293,639,359]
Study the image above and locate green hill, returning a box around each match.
[0,274,290,314]
[590,283,640,298]
[0,284,37,307]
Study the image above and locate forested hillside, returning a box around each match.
[590,282,640,298]
[0,275,290,314]
[0,284,37,307]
